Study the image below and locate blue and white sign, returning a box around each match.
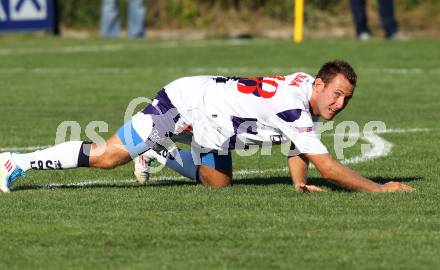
[0,0,54,32]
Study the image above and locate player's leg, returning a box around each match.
[197,152,232,188]
[1,86,183,192]
[0,134,133,192]
[158,149,233,188]
[198,165,232,188]
[135,149,232,188]
[0,105,158,192]
[89,133,132,169]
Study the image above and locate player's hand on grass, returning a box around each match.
[381,181,415,192]
[296,184,324,193]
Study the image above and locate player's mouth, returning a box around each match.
[328,107,338,115]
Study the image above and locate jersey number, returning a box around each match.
[214,76,285,99]
[237,76,285,99]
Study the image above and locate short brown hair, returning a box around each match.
[315,60,357,89]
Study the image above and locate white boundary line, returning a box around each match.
[0,44,126,55]
[0,40,267,56]
[19,170,283,190]
[328,128,431,137]
[0,145,52,152]
[340,133,393,165]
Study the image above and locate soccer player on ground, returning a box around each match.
[0,60,415,193]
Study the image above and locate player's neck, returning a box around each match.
[309,89,320,117]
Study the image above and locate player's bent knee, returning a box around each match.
[198,165,232,188]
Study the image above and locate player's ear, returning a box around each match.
[313,78,325,92]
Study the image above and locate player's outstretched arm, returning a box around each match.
[304,153,415,192]
[287,155,323,192]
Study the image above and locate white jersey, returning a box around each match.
[164,73,328,154]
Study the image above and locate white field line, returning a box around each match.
[1,67,440,75]
[324,128,431,137]
[340,133,393,165]
[0,145,52,152]
[21,171,270,189]
[0,40,266,56]
[324,128,429,165]
[0,44,126,55]
[22,170,284,190]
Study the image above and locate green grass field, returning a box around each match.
[0,36,439,270]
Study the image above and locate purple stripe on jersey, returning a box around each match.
[276,109,302,122]
[142,89,176,116]
[228,116,258,150]
[173,114,181,123]
[231,116,258,135]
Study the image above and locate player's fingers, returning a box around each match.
[304,185,325,192]
[385,182,416,192]
[398,183,416,192]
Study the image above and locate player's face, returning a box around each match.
[314,74,353,120]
